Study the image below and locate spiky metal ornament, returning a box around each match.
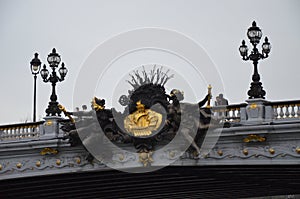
[126,65,174,90]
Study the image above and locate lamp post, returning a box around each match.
[239,21,271,99]
[40,48,68,116]
[30,53,42,122]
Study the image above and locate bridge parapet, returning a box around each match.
[268,100,300,119]
[0,121,43,142]
[0,116,69,143]
[212,103,247,123]
[212,99,300,124]
[1,99,300,180]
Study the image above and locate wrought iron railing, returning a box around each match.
[0,121,44,141]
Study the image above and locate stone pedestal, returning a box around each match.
[41,116,63,139]
[240,98,273,124]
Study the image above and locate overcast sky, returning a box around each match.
[0,0,299,125]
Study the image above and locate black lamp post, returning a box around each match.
[239,21,271,99]
[40,48,68,116]
[30,53,42,122]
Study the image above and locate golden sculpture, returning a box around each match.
[124,101,162,137]
[92,97,105,111]
[58,104,75,123]
[206,84,212,108]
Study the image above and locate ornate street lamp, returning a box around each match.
[40,48,68,116]
[30,53,41,122]
[239,21,271,99]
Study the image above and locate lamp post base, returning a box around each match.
[248,81,266,99]
[46,101,62,116]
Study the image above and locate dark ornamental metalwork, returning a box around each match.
[60,67,214,163]
[30,53,41,122]
[40,48,68,116]
[239,21,271,99]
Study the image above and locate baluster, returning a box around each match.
[2,128,6,139]
[20,126,24,137]
[291,104,296,117]
[232,108,236,118]
[225,108,229,121]
[273,106,278,119]
[219,109,224,120]
[279,105,284,118]
[0,128,4,140]
[237,108,241,118]
[285,105,290,118]
[5,128,9,139]
[20,126,24,138]
[14,127,18,139]
[28,126,31,137]
[15,127,19,139]
[11,128,14,139]
[11,128,15,138]
[297,104,300,117]
[214,109,219,119]
[21,127,26,138]
[24,126,28,138]
[7,129,11,139]
[31,125,35,137]
[16,127,21,139]
[36,125,40,137]
[25,126,30,137]
[231,109,236,122]
[31,126,35,137]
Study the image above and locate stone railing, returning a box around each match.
[266,100,300,119]
[211,103,247,123]
[0,121,44,141]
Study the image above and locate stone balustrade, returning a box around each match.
[1,100,300,143]
[268,100,300,119]
[0,121,44,141]
[0,100,300,185]
[212,100,300,123]
[211,103,247,122]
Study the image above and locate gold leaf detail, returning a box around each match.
[124,101,162,137]
[243,149,248,155]
[269,148,275,155]
[250,103,257,109]
[16,163,22,168]
[217,150,223,156]
[46,120,53,126]
[139,151,153,167]
[36,161,41,167]
[243,134,266,143]
[56,159,61,166]
[40,148,58,155]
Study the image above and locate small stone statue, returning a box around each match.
[215,94,228,106]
